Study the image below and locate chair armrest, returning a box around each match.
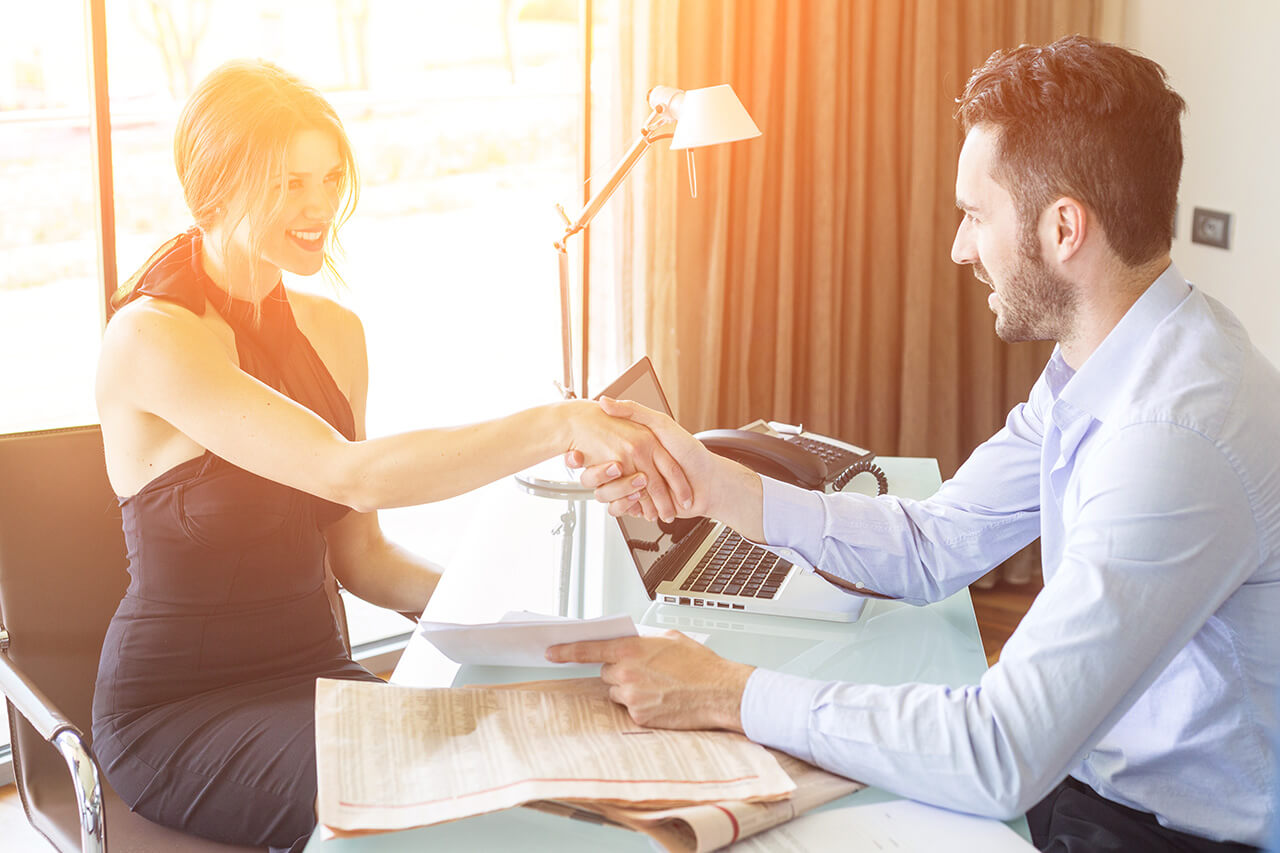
[0,637,72,741]
[0,646,106,853]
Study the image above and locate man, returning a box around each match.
[551,35,1279,851]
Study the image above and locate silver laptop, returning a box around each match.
[598,357,867,623]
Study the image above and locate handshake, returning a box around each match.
[560,396,767,544]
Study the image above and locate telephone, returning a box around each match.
[695,422,888,494]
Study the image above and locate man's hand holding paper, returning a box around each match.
[547,630,755,731]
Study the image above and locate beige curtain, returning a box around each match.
[600,0,1105,585]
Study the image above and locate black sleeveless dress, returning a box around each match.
[91,230,382,852]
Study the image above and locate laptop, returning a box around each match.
[597,357,868,623]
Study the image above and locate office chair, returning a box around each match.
[0,425,339,852]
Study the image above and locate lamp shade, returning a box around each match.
[667,84,761,151]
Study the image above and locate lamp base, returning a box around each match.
[513,456,594,499]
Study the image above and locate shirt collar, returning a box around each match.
[1055,263,1191,420]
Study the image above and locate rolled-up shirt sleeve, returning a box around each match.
[742,421,1259,818]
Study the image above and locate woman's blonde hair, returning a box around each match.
[114,59,360,308]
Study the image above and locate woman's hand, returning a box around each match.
[568,398,767,540]
[571,398,720,518]
[563,399,693,523]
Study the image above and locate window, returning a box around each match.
[0,1,100,433]
[2,0,616,756]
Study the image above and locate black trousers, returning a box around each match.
[1028,776,1260,852]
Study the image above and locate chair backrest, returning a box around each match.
[1,425,352,851]
[0,425,127,847]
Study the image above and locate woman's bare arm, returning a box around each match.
[96,298,691,516]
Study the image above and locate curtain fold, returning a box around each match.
[603,0,1103,583]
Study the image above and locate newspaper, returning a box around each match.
[314,677,796,836]
[529,750,863,852]
[501,679,865,852]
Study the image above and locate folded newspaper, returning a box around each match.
[315,677,800,838]
[508,679,865,852]
[527,747,863,853]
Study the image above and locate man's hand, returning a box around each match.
[568,397,767,540]
[571,398,722,517]
[564,400,693,523]
[545,632,754,732]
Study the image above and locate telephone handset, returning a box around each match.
[695,429,828,489]
[695,423,888,494]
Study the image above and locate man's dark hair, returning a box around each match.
[956,35,1186,267]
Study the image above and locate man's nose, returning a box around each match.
[951,218,975,265]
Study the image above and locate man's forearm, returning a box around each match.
[706,458,767,541]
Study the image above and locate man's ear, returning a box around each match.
[1046,197,1087,263]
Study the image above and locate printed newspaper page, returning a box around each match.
[314,678,795,835]
[500,679,865,852]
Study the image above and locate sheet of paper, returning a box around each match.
[504,610,711,644]
[727,798,1035,852]
[315,677,796,836]
[415,612,638,667]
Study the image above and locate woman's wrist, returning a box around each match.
[550,398,591,456]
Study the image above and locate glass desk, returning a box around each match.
[306,458,1028,850]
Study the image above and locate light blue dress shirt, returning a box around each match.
[742,264,1280,845]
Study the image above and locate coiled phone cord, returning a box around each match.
[831,460,890,495]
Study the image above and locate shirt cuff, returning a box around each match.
[760,475,827,570]
[741,667,825,764]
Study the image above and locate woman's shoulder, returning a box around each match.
[101,296,231,378]
[287,287,366,350]
[108,292,211,338]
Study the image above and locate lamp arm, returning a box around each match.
[553,113,674,399]
[552,129,656,399]
[557,114,674,248]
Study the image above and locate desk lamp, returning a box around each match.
[517,83,760,501]
[553,83,761,402]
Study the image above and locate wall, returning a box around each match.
[1120,0,1280,365]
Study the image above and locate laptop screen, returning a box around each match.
[596,358,710,598]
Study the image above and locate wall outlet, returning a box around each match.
[1191,207,1232,249]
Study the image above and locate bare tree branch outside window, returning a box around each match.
[132,0,211,100]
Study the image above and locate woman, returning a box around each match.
[90,59,687,853]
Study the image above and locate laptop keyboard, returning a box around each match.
[679,529,792,599]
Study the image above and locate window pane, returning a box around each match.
[106,1,581,646]
[585,0,628,392]
[0,1,99,434]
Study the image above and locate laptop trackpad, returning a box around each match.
[787,568,867,612]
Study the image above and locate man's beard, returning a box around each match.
[979,230,1077,344]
